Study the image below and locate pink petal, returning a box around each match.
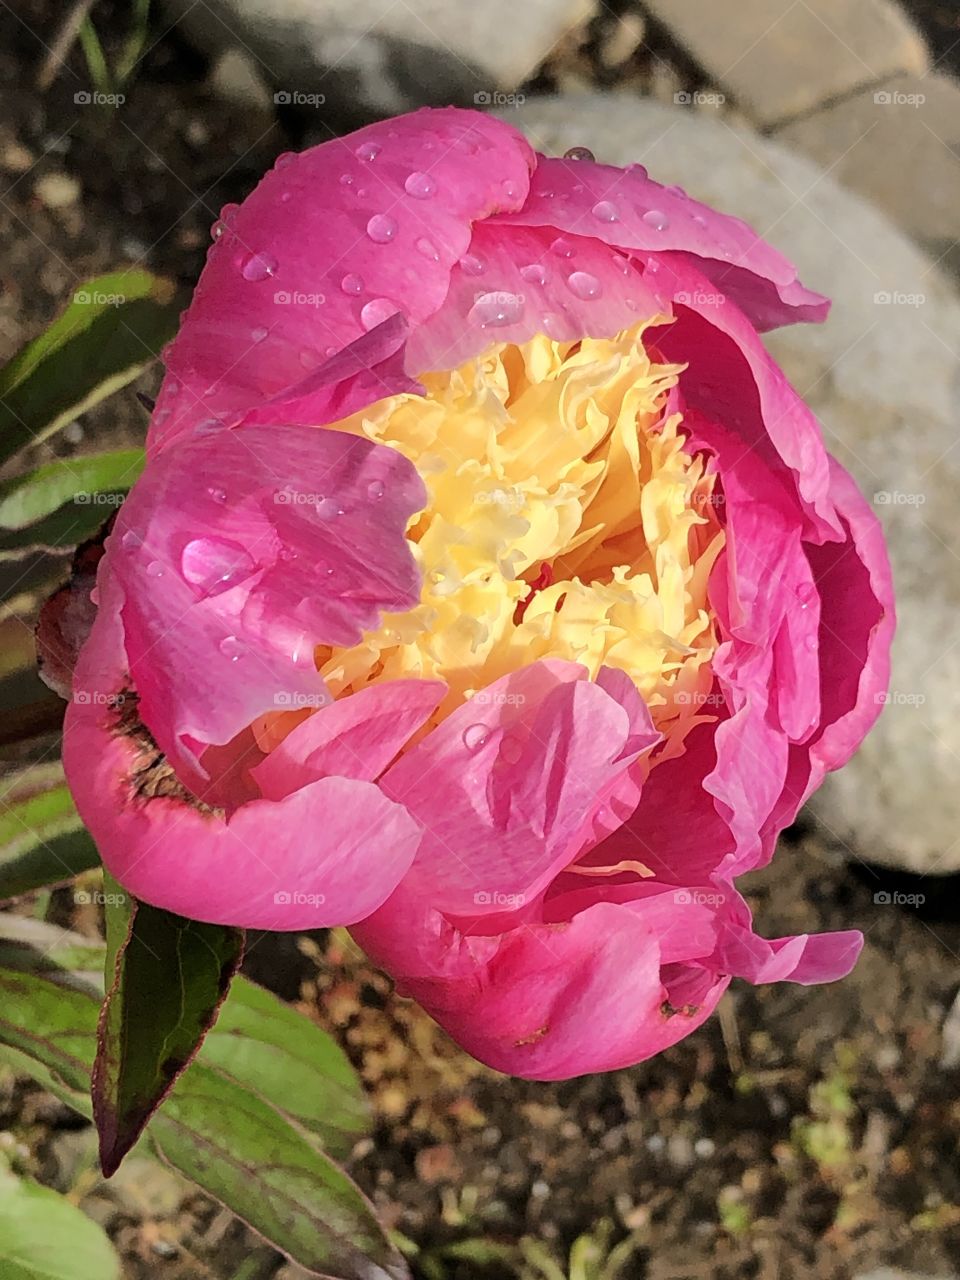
[95,423,424,776]
[492,156,829,331]
[251,679,446,800]
[380,660,659,918]
[149,108,534,450]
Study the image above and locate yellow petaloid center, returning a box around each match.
[322,319,725,744]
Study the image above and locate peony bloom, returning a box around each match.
[61,108,893,1077]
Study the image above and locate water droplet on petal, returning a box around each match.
[181,537,257,598]
[627,163,648,179]
[796,582,818,608]
[279,191,292,203]
[469,291,524,328]
[501,178,520,199]
[404,170,436,199]
[459,253,485,276]
[251,326,268,343]
[339,172,354,186]
[566,270,602,300]
[275,152,294,169]
[89,586,100,606]
[166,379,180,397]
[241,251,278,281]
[804,634,818,653]
[340,272,364,295]
[550,236,575,258]
[520,263,547,284]
[592,200,619,222]
[207,486,227,504]
[500,735,523,765]
[356,141,380,161]
[121,529,142,550]
[366,213,397,243]
[367,479,385,500]
[360,297,397,330]
[564,146,595,161]
[219,635,246,661]
[415,237,440,262]
[314,496,345,520]
[463,723,489,751]
[146,560,164,578]
[642,209,670,232]
[692,213,707,227]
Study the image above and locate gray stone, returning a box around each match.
[779,73,960,262]
[165,0,591,119]
[504,95,960,875]
[641,0,929,127]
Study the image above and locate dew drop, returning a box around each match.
[404,170,437,199]
[251,326,268,343]
[166,379,180,397]
[416,237,440,262]
[360,297,397,330]
[501,178,520,199]
[181,537,256,598]
[566,270,602,300]
[642,209,670,232]
[146,560,164,578]
[627,163,648,179]
[469,291,524,328]
[241,251,278,281]
[592,199,619,222]
[339,173,354,186]
[367,479,385,500]
[340,272,364,295]
[279,191,292,203]
[121,529,142,551]
[520,262,547,284]
[89,586,100,606]
[796,582,818,609]
[207,486,227,504]
[219,635,246,661]
[462,723,489,751]
[564,145,595,161]
[314,496,344,520]
[550,236,575,258]
[356,141,380,161]
[366,213,397,243]
[459,253,485,276]
[275,152,294,169]
[500,735,523,765]
[804,634,818,653]
[692,213,707,227]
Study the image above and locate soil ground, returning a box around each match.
[1,4,958,1278]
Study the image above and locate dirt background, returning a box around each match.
[1,2,959,1278]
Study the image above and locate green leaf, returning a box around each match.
[0,1163,121,1280]
[0,270,181,466]
[0,450,144,555]
[0,959,408,1279]
[202,977,370,1160]
[93,893,244,1176]
[0,764,100,901]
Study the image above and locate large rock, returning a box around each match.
[503,95,960,875]
[779,73,960,263]
[165,0,591,120]
[642,0,929,126]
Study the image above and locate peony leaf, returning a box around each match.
[0,1163,121,1280]
[0,270,181,467]
[0,764,100,902]
[92,884,244,1176]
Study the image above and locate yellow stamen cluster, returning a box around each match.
[321,320,725,744]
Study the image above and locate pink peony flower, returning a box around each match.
[62,108,894,1077]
